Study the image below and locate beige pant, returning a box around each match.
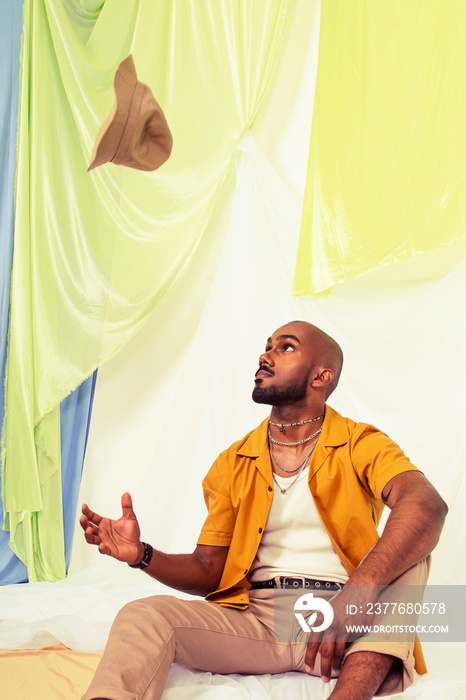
[82,559,430,700]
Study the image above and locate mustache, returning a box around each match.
[255,364,274,378]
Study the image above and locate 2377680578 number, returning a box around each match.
[346,602,446,615]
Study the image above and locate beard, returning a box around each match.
[252,370,311,406]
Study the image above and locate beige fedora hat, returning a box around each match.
[88,55,173,172]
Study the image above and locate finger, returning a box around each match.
[319,640,335,682]
[304,639,321,673]
[80,514,96,533]
[121,492,135,519]
[79,511,99,527]
[81,503,102,526]
[80,517,101,545]
[331,641,347,673]
[98,542,110,556]
[84,526,101,546]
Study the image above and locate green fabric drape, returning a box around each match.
[293,0,466,296]
[2,0,295,581]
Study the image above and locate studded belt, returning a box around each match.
[249,576,344,591]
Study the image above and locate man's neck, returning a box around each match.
[269,403,325,425]
[268,403,326,443]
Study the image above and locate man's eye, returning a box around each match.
[283,344,295,352]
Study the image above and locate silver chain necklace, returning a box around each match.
[268,411,325,433]
[269,437,319,473]
[270,441,318,494]
[267,426,322,447]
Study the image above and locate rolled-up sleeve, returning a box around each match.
[197,452,236,547]
[350,425,421,501]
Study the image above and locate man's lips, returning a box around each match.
[255,367,274,380]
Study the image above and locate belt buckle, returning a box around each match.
[284,575,308,589]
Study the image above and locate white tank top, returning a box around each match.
[248,467,349,584]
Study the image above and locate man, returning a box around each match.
[81,321,447,700]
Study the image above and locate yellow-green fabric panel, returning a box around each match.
[2,0,295,581]
[293,0,466,296]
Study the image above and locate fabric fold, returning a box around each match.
[2,0,296,580]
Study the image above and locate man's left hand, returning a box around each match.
[304,585,378,682]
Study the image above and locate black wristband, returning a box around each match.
[128,542,153,569]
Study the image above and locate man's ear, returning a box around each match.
[310,368,334,391]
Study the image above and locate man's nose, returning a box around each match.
[259,350,273,367]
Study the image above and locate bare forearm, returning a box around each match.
[131,542,223,596]
[349,492,447,587]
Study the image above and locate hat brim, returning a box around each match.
[87,56,138,172]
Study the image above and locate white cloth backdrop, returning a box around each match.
[1,1,465,698]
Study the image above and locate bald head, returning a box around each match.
[274,321,343,400]
[253,320,344,409]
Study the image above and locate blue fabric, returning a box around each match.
[0,0,27,584]
[60,372,97,570]
[0,0,97,582]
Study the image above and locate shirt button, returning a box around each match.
[258,527,263,533]
[244,569,248,574]
[268,485,273,492]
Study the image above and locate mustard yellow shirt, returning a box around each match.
[197,405,426,672]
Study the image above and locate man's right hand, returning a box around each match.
[80,492,144,565]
